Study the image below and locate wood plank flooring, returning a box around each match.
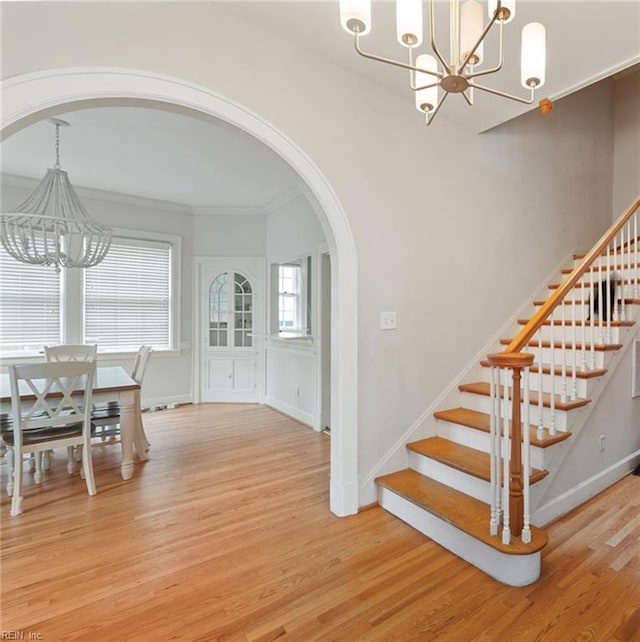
[1,403,639,641]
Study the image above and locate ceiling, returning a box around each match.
[1,1,638,209]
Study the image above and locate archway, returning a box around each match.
[1,68,359,516]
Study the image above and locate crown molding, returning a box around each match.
[1,172,192,214]
[262,186,303,214]
[191,205,264,217]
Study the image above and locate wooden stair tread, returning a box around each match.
[407,436,548,485]
[459,381,591,411]
[479,359,607,379]
[561,262,640,274]
[517,318,635,327]
[434,407,571,448]
[376,469,548,555]
[532,298,638,306]
[549,280,637,289]
[500,338,622,351]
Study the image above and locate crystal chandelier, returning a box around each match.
[339,0,548,125]
[0,118,112,270]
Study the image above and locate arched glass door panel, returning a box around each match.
[208,271,253,348]
[234,273,253,347]
[209,272,228,347]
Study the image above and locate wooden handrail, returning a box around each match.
[505,197,640,355]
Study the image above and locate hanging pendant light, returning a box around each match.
[339,0,549,126]
[0,118,112,270]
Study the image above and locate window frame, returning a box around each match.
[82,228,180,354]
[0,227,181,359]
[272,256,311,337]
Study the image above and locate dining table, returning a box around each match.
[0,365,149,480]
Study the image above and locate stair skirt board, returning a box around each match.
[379,487,541,587]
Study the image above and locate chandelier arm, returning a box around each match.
[354,33,443,80]
[458,9,501,73]
[465,21,505,79]
[412,80,441,92]
[471,83,536,105]
[461,90,473,106]
[428,0,452,73]
[425,90,451,126]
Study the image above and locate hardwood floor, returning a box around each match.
[1,403,639,641]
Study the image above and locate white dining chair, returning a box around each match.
[91,346,152,450]
[44,344,98,363]
[43,343,97,466]
[3,361,97,516]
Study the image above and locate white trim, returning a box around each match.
[1,172,192,213]
[2,66,358,516]
[534,450,640,527]
[265,396,315,428]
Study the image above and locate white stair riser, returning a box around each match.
[459,392,572,432]
[378,487,542,587]
[533,347,608,369]
[409,450,491,503]
[409,450,546,511]
[538,303,619,323]
[482,367,594,399]
[435,420,547,470]
[573,253,639,268]
[533,325,621,345]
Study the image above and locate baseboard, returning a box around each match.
[264,395,314,428]
[142,394,192,411]
[534,450,640,526]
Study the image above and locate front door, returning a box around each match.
[200,259,263,403]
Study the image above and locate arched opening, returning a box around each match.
[1,68,359,515]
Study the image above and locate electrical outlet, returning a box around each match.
[599,435,606,451]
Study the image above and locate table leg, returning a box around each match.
[118,390,146,480]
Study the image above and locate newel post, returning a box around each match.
[487,351,535,537]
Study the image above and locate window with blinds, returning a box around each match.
[84,237,172,352]
[0,251,62,353]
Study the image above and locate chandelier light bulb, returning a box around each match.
[521,22,546,89]
[396,0,423,47]
[460,0,484,66]
[414,54,439,113]
[340,0,371,36]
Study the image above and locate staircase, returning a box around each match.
[376,199,640,587]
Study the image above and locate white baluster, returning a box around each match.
[502,372,511,546]
[581,275,588,372]
[549,312,556,435]
[589,267,596,370]
[536,328,544,441]
[522,367,532,544]
[571,286,578,400]
[560,293,567,404]
[605,245,612,343]
[631,212,640,299]
[490,366,499,537]
[621,225,627,321]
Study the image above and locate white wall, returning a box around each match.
[612,68,640,216]
[192,213,265,257]
[264,191,327,427]
[0,2,621,506]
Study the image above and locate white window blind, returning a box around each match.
[0,250,62,353]
[84,237,172,352]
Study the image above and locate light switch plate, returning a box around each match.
[380,311,397,330]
